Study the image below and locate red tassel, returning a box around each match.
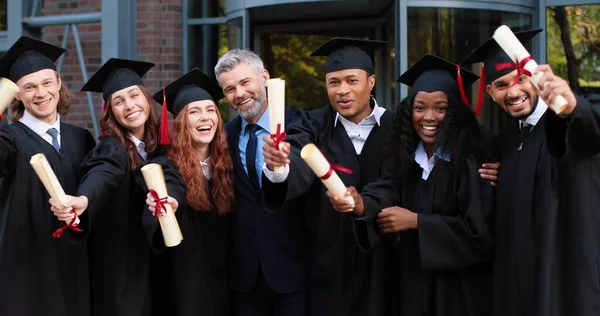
[475,65,486,117]
[456,65,471,109]
[159,88,171,145]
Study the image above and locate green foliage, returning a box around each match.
[547,5,600,87]
[263,34,330,111]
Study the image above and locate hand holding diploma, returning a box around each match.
[30,153,82,238]
[140,163,183,247]
[301,143,354,207]
[146,192,179,214]
[267,78,286,173]
[492,25,572,114]
[327,186,364,216]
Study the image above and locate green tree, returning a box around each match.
[547,5,600,94]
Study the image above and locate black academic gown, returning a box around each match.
[358,156,494,316]
[76,137,166,316]
[146,156,228,316]
[545,95,600,316]
[492,113,560,316]
[0,121,96,316]
[263,103,394,316]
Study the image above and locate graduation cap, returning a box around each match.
[397,53,479,109]
[311,37,387,75]
[152,67,224,119]
[80,58,167,143]
[0,36,66,83]
[460,29,542,115]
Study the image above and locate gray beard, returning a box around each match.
[238,87,266,120]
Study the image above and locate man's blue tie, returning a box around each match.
[46,128,60,152]
[245,124,260,190]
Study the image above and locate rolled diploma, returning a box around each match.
[0,78,20,115]
[267,78,286,173]
[300,143,354,205]
[30,153,80,225]
[493,25,568,114]
[140,163,183,247]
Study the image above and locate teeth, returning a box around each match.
[422,126,437,131]
[197,126,211,131]
[239,98,251,105]
[508,96,527,106]
[127,111,141,119]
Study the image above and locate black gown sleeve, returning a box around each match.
[546,95,600,157]
[262,108,322,212]
[76,137,129,230]
[417,157,494,271]
[0,130,18,177]
[135,155,187,252]
[353,173,401,251]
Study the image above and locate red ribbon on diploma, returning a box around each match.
[318,151,353,180]
[149,189,168,220]
[52,210,83,238]
[270,123,287,151]
[495,56,534,88]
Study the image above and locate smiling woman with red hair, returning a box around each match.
[147,68,234,316]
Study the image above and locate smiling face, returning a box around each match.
[109,85,149,139]
[218,61,268,122]
[412,91,449,156]
[326,68,375,124]
[184,100,220,147]
[486,69,538,120]
[15,69,62,125]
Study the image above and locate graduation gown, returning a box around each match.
[545,95,600,316]
[145,156,228,316]
[358,156,494,316]
[0,121,95,316]
[76,136,166,316]
[263,104,394,316]
[491,113,560,316]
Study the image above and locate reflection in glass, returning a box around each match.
[0,0,6,31]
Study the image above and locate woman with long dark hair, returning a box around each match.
[50,58,183,316]
[146,68,234,316]
[330,54,495,316]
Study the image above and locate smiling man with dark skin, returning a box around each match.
[261,38,395,316]
[461,29,564,316]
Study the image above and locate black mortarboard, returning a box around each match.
[311,37,387,74]
[397,53,479,108]
[0,36,66,82]
[153,67,224,118]
[80,58,154,102]
[460,29,542,115]
[460,29,542,84]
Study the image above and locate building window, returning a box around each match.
[547,4,600,95]
[0,0,6,31]
[408,7,532,133]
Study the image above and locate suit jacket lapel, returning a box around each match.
[227,116,255,192]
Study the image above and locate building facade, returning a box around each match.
[0,0,597,136]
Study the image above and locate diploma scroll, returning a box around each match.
[140,163,183,247]
[300,143,354,205]
[30,154,81,237]
[267,78,286,174]
[493,25,568,114]
[0,78,19,118]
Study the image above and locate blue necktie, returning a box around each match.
[245,124,260,190]
[46,128,60,152]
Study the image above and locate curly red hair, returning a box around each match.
[167,104,234,214]
[100,85,160,170]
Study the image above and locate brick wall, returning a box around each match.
[41,0,183,134]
